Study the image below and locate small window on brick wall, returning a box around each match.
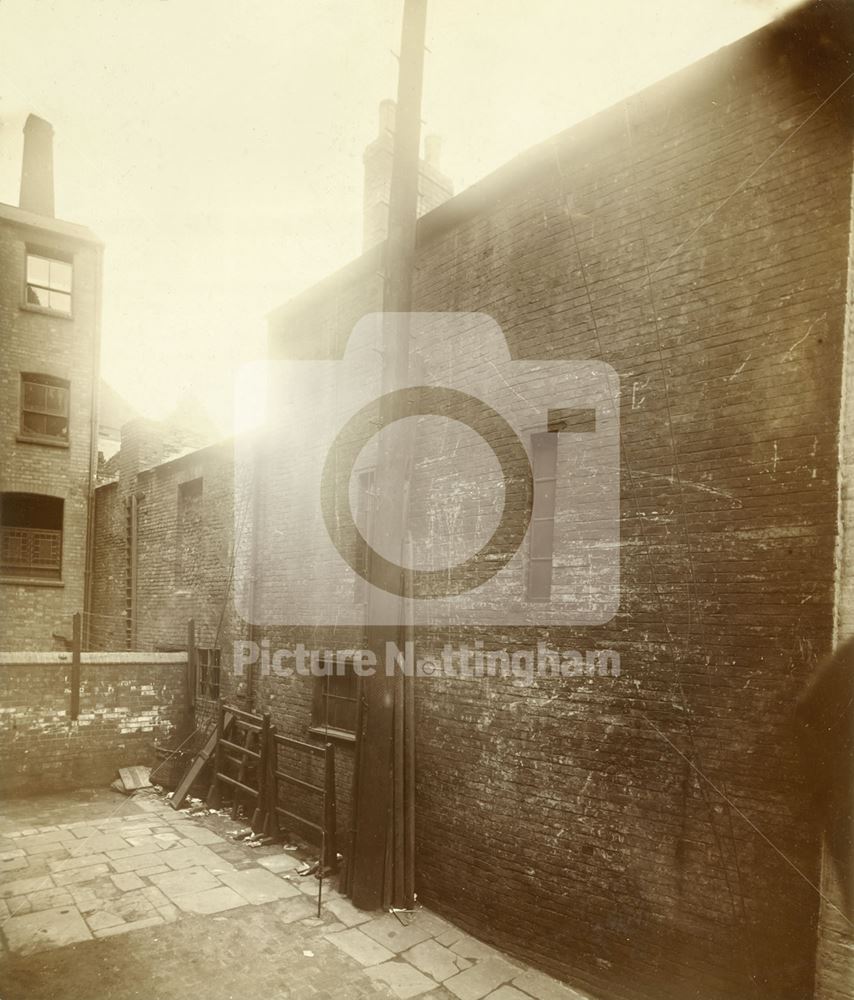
[0,492,63,579]
[197,648,221,700]
[312,659,358,736]
[26,252,72,315]
[20,373,69,442]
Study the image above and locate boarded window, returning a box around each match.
[197,647,221,700]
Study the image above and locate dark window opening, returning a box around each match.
[25,252,72,315]
[312,657,358,735]
[197,647,221,701]
[0,493,63,579]
[20,373,69,441]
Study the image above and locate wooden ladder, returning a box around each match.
[207,704,270,832]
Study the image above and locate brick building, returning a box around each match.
[90,4,854,998]
[0,115,103,651]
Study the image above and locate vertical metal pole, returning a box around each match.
[129,494,138,649]
[70,612,81,721]
[350,0,428,913]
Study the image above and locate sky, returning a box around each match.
[0,0,798,434]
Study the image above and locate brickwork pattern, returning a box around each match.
[0,213,101,650]
[0,653,186,797]
[262,13,854,1000]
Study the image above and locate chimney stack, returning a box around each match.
[362,100,453,251]
[19,114,55,217]
[423,134,442,169]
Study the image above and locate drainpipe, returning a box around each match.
[82,243,104,650]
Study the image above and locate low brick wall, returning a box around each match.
[0,652,188,797]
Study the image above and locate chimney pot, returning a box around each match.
[19,114,55,217]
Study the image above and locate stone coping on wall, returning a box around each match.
[0,652,187,666]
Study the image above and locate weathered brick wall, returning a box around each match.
[0,651,186,796]
[91,438,242,735]
[261,7,853,1000]
[0,213,101,651]
[815,122,854,1000]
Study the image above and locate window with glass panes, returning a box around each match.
[25,253,72,314]
[20,374,69,441]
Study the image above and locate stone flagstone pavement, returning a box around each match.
[0,788,593,1000]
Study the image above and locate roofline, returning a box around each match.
[267,0,839,329]
[0,201,102,247]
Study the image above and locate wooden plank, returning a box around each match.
[170,711,232,809]
[118,766,151,791]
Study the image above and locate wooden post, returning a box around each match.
[263,724,280,838]
[206,701,224,807]
[251,713,271,833]
[70,612,81,721]
[323,742,337,870]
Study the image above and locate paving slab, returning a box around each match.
[93,914,165,937]
[49,853,109,873]
[68,834,129,856]
[173,825,225,846]
[218,868,302,904]
[452,935,513,964]
[271,895,317,923]
[111,873,145,892]
[86,910,125,931]
[366,960,437,998]
[11,888,74,915]
[16,831,75,851]
[445,958,519,1000]
[148,866,222,899]
[323,894,375,927]
[361,912,436,953]
[53,863,110,887]
[161,845,235,872]
[2,904,92,956]
[109,851,170,873]
[136,864,169,877]
[171,886,247,915]
[0,856,29,877]
[404,939,472,982]
[511,971,592,999]
[257,853,298,874]
[0,875,53,898]
[485,988,534,1000]
[324,926,396,966]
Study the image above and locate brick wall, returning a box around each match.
[815,116,854,1000]
[91,433,242,737]
[0,210,101,651]
[260,7,853,1000]
[0,651,187,797]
